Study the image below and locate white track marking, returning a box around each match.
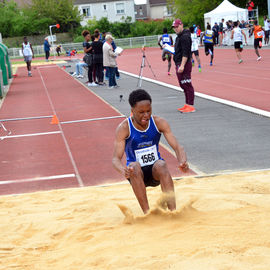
[119,70,270,118]
[38,67,84,187]
[61,115,126,124]
[0,174,76,185]
[0,131,61,140]
[0,115,53,122]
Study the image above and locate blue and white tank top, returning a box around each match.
[204,30,214,44]
[162,34,172,45]
[125,116,162,167]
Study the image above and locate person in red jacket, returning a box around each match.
[246,0,255,20]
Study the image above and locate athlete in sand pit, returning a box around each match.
[112,89,189,214]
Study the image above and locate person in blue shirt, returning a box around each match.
[112,89,189,214]
[158,28,174,75]
[202,24,215,66]
[43,37,51,62]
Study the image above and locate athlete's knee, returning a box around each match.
[153,160,169,177]
[128,162,143,177]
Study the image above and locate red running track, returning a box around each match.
[117,47,270,112]
[0,64,194,196]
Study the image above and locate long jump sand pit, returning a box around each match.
[1,170,270,270]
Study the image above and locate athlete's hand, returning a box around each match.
[179,162,189,173]
[124,166,134,179]
[177,65,184,73]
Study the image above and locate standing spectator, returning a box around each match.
[82,30,97,87]
[239,20,248,28]
[172,19,196,113]
[189,26,201,72]
[246,0,255,20]
[219,19,225,45]
[22,36,34,77]
[250,20,265,60]
[56,45,61,56]
[92,29,105,85]
[212,22,219,45]
[44,37,51,62]
[158,27,173,75]
[111,38,121,80]
[103,34,119,89]
[263,15,270,45]
[231,21,247,63]
[202,24,215,66]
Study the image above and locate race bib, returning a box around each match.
[135,145,159,167]
[257,31,264,37]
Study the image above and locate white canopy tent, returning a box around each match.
[204,0,248,27]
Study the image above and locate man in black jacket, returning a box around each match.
[172,19,196,113]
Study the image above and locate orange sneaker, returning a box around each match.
[181,105,196,113]
[177,104,188,112]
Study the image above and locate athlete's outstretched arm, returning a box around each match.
[112,120,133,178]
[154,116,189,172]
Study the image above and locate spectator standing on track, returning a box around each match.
[212,22,219,45]
[22,37,34,77]
[103,34,119,89]
[158,27,173,75]
[92,29,105,85]
[219,19,225,45]
[189,26,201,72]
[44,37,51,62]
[82,30,97,87]
[172,18,196,113]
[250,20,265,61]
[263,16,270,45]
[202,24,215,66]
[246,0,255,20]
[231,21,247,64]
[112,89,189,214]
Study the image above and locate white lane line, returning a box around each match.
[0,174,76,185]
[0,115,53,122]
[38,68,84,187]
[61,115,126,124]
[0,131,61,140]
[119,70,270,118]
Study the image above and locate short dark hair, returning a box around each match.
[189,26,194,33]
[163,27,168,33]
[233,21,238,27]
[207,24,211,30]
[129,89,152,107]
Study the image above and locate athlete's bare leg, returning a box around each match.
[152,160,176,211]
[128,162,150,214]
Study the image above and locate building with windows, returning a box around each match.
[74,0,136,25]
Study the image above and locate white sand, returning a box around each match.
[1,170,270,270]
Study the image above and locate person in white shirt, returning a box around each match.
[263,15,270,45]
[22,37,34,77]
[231,21,247,64]
[189,26,201,72]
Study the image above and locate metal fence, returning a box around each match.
[7,30,257,59]
[8,35,161,59]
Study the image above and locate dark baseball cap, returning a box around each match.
[172,19,183,27]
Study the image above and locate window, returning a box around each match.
[103,4,107,10]
[116,3,125,14]
[82,6,91,17]
[166,5,173,16]
[139,6,143,16]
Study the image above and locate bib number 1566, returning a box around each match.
[141,153,155,164]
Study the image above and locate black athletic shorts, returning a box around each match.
[265,30,270,39]
[192,50,199,56]
[234,41,243,50]
[254,38,262,49]
[204,43,214,55]
[128,164,160,187]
